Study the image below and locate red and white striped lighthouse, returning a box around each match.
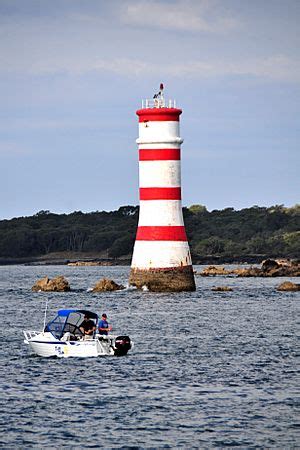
[129,85,196,292]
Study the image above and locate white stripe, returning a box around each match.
[138,200,184,226]
[137,121,183,145]
[131,241,192,269]
[139,160,181,187]
[138,142,180,150]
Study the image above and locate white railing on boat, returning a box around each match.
[141,98,177,109]
[23,330,41,341]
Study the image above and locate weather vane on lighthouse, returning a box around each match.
[129,84,196,292]
[153,83,164,105]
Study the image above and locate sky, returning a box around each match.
[0,0,299,219]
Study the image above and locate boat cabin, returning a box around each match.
[44,309,98,340]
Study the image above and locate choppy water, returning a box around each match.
[0,265,299,448]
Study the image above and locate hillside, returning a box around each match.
[0,204,299,264]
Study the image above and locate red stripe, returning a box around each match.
[139,148,180,161]
[140,187,181,200]
[136,226,187,241]
[137,108,182,122]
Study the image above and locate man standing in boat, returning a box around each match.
[98,313,112,335]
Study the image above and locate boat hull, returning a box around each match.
[24,331,128,358]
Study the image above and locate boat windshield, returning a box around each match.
[45,310,98,339]
[45,314,67,339]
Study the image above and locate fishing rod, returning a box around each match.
[43,297,49,333]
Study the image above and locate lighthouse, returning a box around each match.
[129,85,196,292]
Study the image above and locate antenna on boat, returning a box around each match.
[43,297,49,334]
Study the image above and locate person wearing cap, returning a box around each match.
[98,313,112,335]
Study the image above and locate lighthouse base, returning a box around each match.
[129,265,196,292]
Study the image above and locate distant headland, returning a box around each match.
[0,204,299,266]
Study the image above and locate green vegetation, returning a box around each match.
[184,204,300,262]
[0,204,299,263]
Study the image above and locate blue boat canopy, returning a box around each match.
[57,309,98,320]
[45,309,98,339]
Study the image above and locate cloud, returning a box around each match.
[121,0,240,33]
[0,117,102,132]
[26,55,300,82]
[0,1,299,83]
[166,55,300,82]
[0,140,32,155]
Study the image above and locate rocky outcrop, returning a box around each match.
[277,281,300,291]
[32,276,70,292]
[235,259,300,277]
[197,259,299,277]
[233,267,262,277]
[91,278,125,292]
[260,259,300,277]
[129,266,196,292]
[67,261,113,266]
[199,266,233,276]
[211,286,233,291]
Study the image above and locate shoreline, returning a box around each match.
[0,253,275,266]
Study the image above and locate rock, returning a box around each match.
[277,281,300,291]
[234,267,262,277]
[197,259,300,278]
[211,286,233,291]
[129,266,196,292]
[67,261,113,266]
[32,276,70,292]
[261,258,280,272]
[200,266,233,276]
[91,278,125,292]
[261,259,300,277]
[233,259,300,277]
[68,261,99,266]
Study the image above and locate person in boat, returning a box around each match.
[79,314,96,338]
[98,313,112,336]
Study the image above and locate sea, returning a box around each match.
[0,265,299,448]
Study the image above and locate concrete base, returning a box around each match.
[129,265,196,292]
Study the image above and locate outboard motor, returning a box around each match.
[114,336,131,356]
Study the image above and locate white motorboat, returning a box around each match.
[23,309,132,358]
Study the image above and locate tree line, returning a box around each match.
[0,204,299,262]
